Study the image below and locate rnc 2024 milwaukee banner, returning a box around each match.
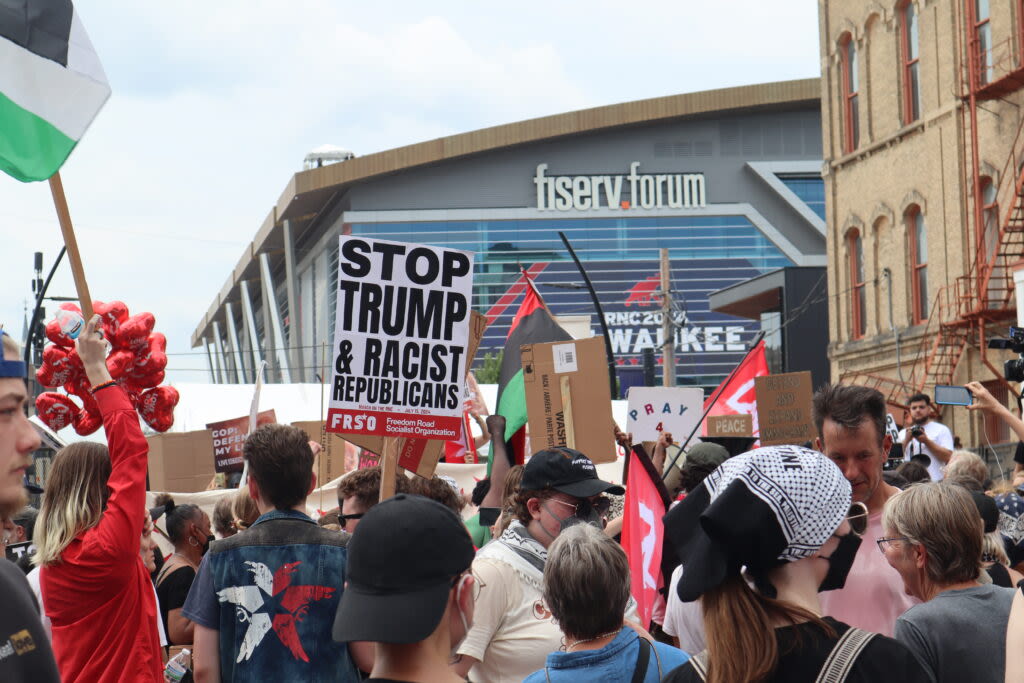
[326,236,474,439]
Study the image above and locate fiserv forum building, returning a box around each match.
[192,78,829,396]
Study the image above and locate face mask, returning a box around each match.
[450,574,473,657]
[818,532,862,592]
[541,499,602,538]
[203,534,214,553]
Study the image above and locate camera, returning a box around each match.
[910,425,923,437]
[988,327,1024,382]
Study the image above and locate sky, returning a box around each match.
[0,1,821,384]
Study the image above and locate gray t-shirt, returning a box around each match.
[894,583,1014,683]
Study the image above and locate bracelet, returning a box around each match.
[89,380,118,394]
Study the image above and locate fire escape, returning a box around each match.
[841,3,1024,406]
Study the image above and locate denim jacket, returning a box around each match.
[523,627,690,683]
[183,509,358,682]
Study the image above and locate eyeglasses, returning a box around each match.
[876,535,910,552]
[547,495,612,517]
[339,512,364,529]
[452,570,487,601]
[846,502,869,537]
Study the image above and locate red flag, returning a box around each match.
[621,449,666,626]
[702,340,769,437]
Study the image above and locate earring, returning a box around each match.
[189,536,199,547]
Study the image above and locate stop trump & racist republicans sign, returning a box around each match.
[326,236,474,439]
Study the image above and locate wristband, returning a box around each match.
[90,380,118,394]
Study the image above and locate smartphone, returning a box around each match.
[934,385,973,406]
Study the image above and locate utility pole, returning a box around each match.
[660,248,676,386]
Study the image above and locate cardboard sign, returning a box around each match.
[626,386,704,446]
[338,312,489,479]
[706,414,754,438]
[291,421,353,485]
[207,410,277,473]
[522,336,616,464]
[5,541,33,563]
[326,236,475,440]
[754,371,814,446]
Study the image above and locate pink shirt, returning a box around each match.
[819,509,918,637]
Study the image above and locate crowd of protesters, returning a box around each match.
[9,320,1024,681]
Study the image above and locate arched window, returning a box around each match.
[901,2,920,122]
[841,34,860,153]
[848,230,866,338]
[906,207,929,322]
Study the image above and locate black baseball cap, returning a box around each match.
[333,494,474,644]
[519,447,625,498]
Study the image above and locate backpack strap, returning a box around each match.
[815,627,877,683]
[630,636,651,683]
[689,650,710,682]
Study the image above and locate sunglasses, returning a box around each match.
[547,495,612,517]
[339,512,364,529]
[846,502,869,537]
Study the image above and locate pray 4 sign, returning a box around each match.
[626,387,704,446]
[326,236,475,440]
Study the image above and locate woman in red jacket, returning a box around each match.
[33,316,162,682]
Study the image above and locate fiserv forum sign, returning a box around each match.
[534,162,706,211]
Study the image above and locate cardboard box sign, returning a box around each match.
[147,430,217,493]
[338,312,489,480]
[291,421,353,485]
[706,414,754,438]
[754,371,815,446]
[626,386,704,446]
[207,410,277,473]
[522,336,616,464]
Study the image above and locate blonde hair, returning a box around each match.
[33,443,112,566]
[982,531,1010,565]
[882,483,982,584]
[232,487,260,530]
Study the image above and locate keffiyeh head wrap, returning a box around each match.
[665,445,851,602]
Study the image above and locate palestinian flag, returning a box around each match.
[0,0,110,182]
[495,271,572,448]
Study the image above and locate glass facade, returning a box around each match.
[302,213,797,394]
[780,176,826,220]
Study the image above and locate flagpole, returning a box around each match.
[557,231,618,398]
[48,172,94,320]
[661,331,766,481]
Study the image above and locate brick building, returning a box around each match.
[819,0,1024,452]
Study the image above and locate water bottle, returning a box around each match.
[163,648,191,682]
[54,309,84,340]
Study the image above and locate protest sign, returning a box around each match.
[338,311,489,479]
[207,410,277,473]
[5,541,33,563]
[522,336,616,464]
[626,386,703,445]
[326,236,475,440]
[706,414,754,438]
[754,371,814,446]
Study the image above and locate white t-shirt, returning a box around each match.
[662,564,705,655]
[899,420,954,481]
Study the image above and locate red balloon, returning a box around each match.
[73,408,103,436]
[44,319,75,348]
[133,333,168,374]
[115,312,155,351]
[105,348,135,379]
[125,368,164,391]
[92,300,129,343]
[35,392,81,432]
[138,386,179,432]
[35,345,76,388]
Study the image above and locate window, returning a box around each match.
[849,230,866,338]
[907,208,929,321]
[901,2,920,122]
[975,0,993,84]
[841,35,860,153]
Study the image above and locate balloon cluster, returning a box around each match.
[34,301,180,435]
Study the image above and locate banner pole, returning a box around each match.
[661,332,765,481]
[47,172,93,320]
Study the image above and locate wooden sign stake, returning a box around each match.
[48,171,94,320]
[379,436,399,502]
[560,375,576,449]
